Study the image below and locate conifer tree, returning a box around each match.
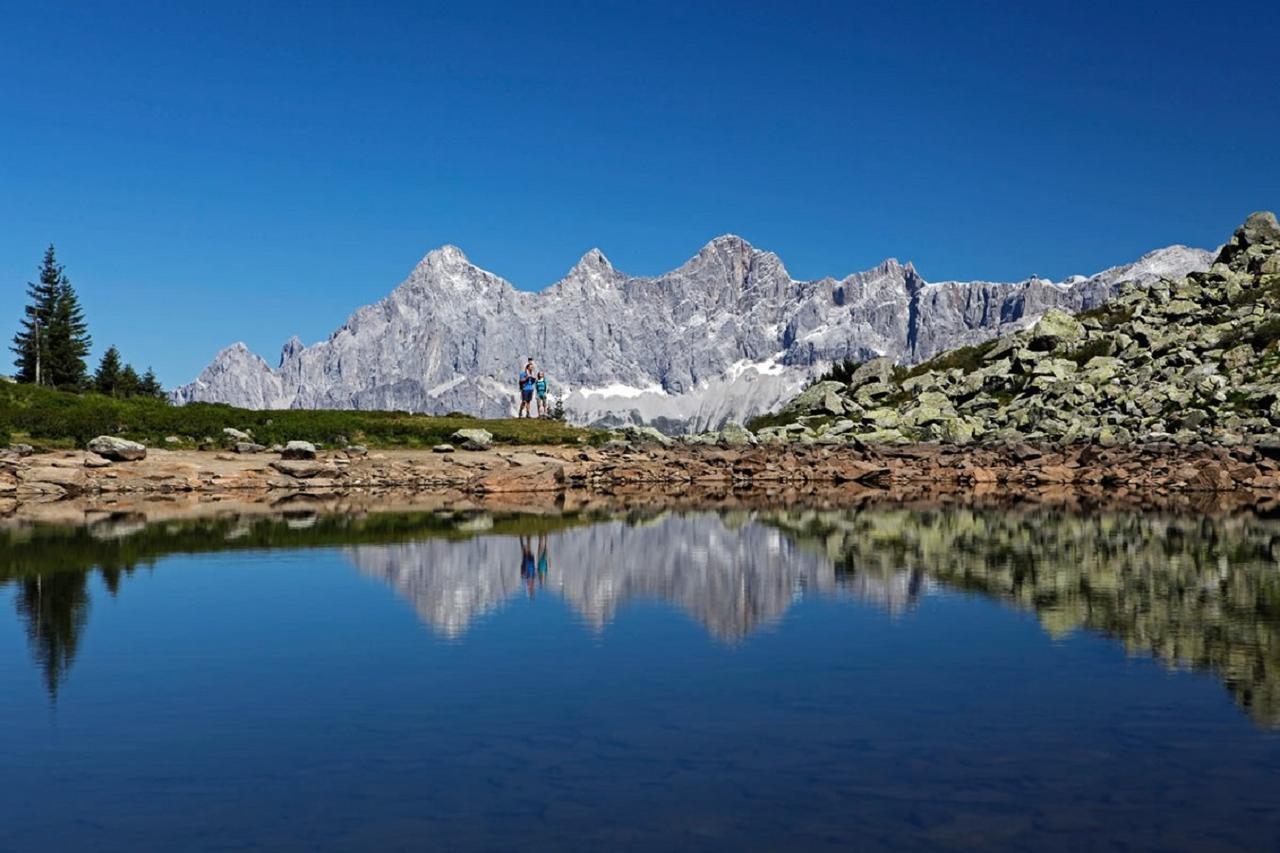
[46,276,91,388]
[94,346,123,396]
[11,246,63,384]
[117,364,141,398]
[139,366,163,399]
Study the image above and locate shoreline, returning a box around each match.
[4,441,1280,520]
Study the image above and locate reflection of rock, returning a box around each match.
[763,508,1280,727]
[347,514,855,641]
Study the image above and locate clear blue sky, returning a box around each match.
[2,1,1277,385]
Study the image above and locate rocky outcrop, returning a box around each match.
[173,235,1209,432]
[765,213,1280,448]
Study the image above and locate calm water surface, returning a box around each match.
[2,505,1280,851]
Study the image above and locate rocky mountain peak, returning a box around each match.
[564,248,615,284]
[279,335,304,366]
[418,244,471,272]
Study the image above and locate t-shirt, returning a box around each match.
[520,371,535,392]
[535,378,547,395]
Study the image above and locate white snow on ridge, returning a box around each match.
[576,382,668,399]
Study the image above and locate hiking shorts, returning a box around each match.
[522,390,533,402]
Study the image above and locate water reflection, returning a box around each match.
[3,505,1280,726]
[348,513,855,640]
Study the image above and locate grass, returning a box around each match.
[901,340,999,379]
[0,382,597,450]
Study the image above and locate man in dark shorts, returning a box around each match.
[518,358,536,418]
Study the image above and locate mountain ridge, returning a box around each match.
[173,235,1212,432]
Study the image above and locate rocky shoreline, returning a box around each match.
[5,438,1280,513]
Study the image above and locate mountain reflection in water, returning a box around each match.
[348,513,926,641]
[3,505,1279,726]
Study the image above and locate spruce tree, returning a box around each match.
[139,366,163,399]
[11,245,63,384]
[117,364,141,398]
[46,276,91,388]
[94,346,123,396]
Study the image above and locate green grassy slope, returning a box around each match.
[0,382,595,449]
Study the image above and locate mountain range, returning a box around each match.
[173,236,1212,432]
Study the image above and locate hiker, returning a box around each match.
[518,358,536,418]
[535,372,549,417]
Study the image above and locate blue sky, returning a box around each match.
[2,1,1277,385]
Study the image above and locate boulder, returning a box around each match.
[234,441,266,454]
[432,443,456,453]
[848,357,895,389]
[87,435,147,462]
[451,428,493,450]
[281,440,317,460]
[622,425,674,446]
[345,444,369,456]
[854,381,894,404]
[1098,425,1133,447]
[269,459,333,479]
[222,427,252,441]
[8,443,34,457]
[1030,309,1084,350]
[1242,211,1280,247]
[717,423,757,447]
[787,381,846,415]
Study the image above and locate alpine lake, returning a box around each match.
[3,491,1280,852]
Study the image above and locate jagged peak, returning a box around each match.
[567,247,614,277]
[702,234,755,253]
[421,244,470,266]
[207,342,271,370]
[279,335,304,366]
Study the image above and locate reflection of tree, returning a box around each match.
[13,573,91,699]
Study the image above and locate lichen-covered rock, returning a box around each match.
[1030,309,1084,350]
[786,381,846,415]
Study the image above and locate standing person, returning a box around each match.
[535,372,548,418]
[518,358,536,418]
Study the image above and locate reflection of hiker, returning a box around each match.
[537,533,549,583]
[520,534,536,597]
[518,359,536,418]
[535,372,548,417]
